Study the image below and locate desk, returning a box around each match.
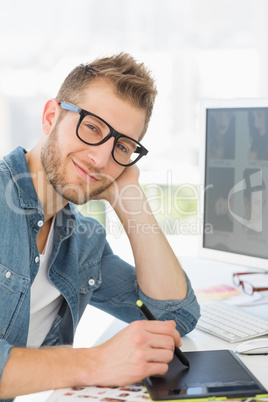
[15,256,268,401]
[181,256,268,390]
[88,256,268,390]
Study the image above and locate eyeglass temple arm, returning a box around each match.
[134,144,148,155]
[252,286,268,291]
[59,101,82,114]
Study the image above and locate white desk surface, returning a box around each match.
[15,256,268,401]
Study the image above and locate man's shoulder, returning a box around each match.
[0,157,9,173]
[1,147,27,175]
[0,158,12,187]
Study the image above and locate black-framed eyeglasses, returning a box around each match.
[232,272,268,295]
[58,100,148,167]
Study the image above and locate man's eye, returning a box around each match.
[117,142,127,152]
[82,120,102,136]
[87,124,98,132]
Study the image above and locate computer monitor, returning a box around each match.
[199,99,268,272]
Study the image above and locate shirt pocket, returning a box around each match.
[79,260,102,296]
[0,263,30,339]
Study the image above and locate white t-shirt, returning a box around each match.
[27,217,63,347]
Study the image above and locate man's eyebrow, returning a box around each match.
[84,112,110,130]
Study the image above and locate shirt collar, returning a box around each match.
[3,146,42,210]
[3,147,77,234]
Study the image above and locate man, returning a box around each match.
[0,53,200,400]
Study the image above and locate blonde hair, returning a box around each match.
[56,53,157,136]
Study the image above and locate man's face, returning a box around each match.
[41,80,146,205]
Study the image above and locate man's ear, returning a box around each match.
[42,98,59,135]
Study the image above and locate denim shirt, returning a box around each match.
[0,147,200,400]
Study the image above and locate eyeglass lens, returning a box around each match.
[78,114,139,166]
[241,281,254,295]
[232,275,240,287]
[233,276,253,295]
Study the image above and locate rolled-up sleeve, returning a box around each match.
[136,273,200,336]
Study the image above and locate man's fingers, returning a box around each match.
[136,319,182,347]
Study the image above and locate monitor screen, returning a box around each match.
[200,99,268,271]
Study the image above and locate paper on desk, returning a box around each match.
[195,284,240,302]
[46,382,149,401]
[225,291,268,307]
[46,386,268,402]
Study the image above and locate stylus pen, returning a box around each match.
[136,300,190,368]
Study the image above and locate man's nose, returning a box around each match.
[87,137,115,168]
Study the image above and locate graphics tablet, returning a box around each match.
[144,349,267,400]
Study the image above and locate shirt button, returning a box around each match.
[35,256,40,263]
[88,279,95,286]
[37,220,44,228]
[5,271,11,279]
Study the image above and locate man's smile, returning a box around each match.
[73,160,99,182]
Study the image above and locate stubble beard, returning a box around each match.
[40,125,114,205]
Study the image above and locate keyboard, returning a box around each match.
[197,301,268,343]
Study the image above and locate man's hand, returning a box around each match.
[94,164,140,206]
[0,320,181,398]
[80,320,182,386]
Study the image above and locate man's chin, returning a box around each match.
[60,184,112,205]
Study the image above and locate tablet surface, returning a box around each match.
[144,349,267,400]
